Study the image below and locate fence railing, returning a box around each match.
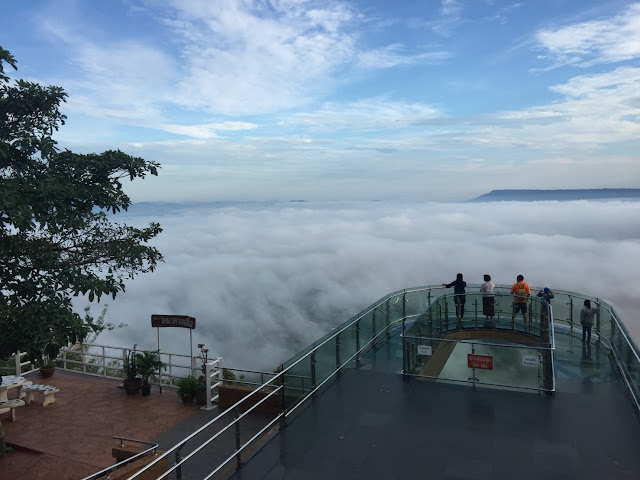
[4,343,224,410]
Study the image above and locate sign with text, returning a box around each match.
[151,314,196,329]
[467,354,493,370]
[522,354,539,367]
[417,345,433,356]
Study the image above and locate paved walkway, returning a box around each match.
[229,368,640,479]
[0,370,206,479]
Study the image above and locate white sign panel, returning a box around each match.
[522,354,539,367]
[417,345,432,356]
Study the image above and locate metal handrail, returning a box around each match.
[81,437,159,480]
[126,313,411,480]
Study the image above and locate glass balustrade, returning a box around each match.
[135,284,640,480]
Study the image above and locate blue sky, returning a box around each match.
[3,0,640,201]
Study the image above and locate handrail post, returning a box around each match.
[175,447,183,480]
[596,298,602,339]
[280,373,287,426]
[372,308,377,339]
[335,333,341,371]
[444,300,448,331]
[355,319,360,367]
[402,292,407,321]
[569,296,574,333]
[474,297,478,328]
[235,408,242,469]
[402,332,407,380]
[311,350,316,389]
[205,362,212,410]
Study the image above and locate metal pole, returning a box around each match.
[402,333,407,380]
[311,350,316,389]
[235,409,242,469]
[474,297,478,328]
[157,327,162,393]
[190,328,194,376]
[595,298,601,339]
[176,448,182,480]
[356,320,360,367]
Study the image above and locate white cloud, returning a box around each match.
[535,3,640,67]
[464,67,640,148]
[356,44,451,69]
[82,200,640,371]
[156,121,258,139]
[286,97,442,130]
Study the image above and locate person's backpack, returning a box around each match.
[517,283,527,300]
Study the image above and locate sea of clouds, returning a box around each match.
[78,200,640,371]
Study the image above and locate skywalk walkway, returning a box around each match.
[228,361,640,479]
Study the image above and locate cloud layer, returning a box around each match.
[83,200,640,371]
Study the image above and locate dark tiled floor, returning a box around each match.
[229,368,640,480]
[0,370,205,480]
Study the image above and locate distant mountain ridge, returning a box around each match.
[469,188,640,202]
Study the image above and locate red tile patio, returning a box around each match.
[0,369,202,480]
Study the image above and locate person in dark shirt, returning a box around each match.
[442,273,467,323]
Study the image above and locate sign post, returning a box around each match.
[151,315,197,392]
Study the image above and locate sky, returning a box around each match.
[3,0,639,202]
[84,200,640,371]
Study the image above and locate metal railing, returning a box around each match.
[124,286,444,479]
[81,437,159,480]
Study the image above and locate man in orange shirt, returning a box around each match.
[510,274,530,328]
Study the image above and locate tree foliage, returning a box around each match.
[0,46,163,364]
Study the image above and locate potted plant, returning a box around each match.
[175,375,199,404]
[39,357,56,378]
[137,350,165,396]
[122,345,142,395]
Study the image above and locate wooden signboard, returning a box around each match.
[151,314,196,329]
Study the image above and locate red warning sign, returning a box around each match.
[467,354,493,370]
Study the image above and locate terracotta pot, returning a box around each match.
[180,393,194,404]
[123,378,142,395]
[39,366,55,378]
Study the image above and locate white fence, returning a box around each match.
[3,343,223,409]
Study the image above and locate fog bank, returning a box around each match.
[79,200,640,371]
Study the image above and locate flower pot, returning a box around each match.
[39,366,55,378]
[195,389,207,405]
[180,393,194,404]
[123,378,142,395]
[141,382,151,396]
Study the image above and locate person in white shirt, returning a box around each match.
[580,299,597,343]
[480,274,495,325]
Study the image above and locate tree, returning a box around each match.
[0,46,164,365]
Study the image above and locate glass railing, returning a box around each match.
[403,290,555,392]
[533,287,640,411]
[122,284,638,480]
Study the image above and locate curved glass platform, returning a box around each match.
[120,285,640,479]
